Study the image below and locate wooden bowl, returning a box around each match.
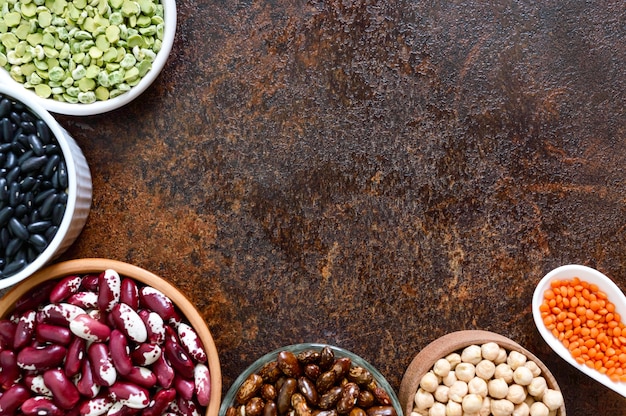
[398,330,566,416]
[0,258,221,416]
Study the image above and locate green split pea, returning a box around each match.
[0,0,165,103]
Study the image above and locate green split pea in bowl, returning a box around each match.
[0,0,176,116]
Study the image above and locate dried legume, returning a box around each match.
[539,276,626,383]
[0,0,165,103]
[0,92,67,278]
[410,343,564,416]
[0,268,212,414]
[227,346,398,416]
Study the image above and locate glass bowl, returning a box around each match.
[220,343,403,416]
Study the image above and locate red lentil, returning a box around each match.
[541,277,626,383]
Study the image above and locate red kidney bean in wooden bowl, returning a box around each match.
[219,343,402,416]
[0,258,222,416]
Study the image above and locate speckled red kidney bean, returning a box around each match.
[38,303,85,326]
[87,342,116,387]
[97,269,121,313]
[43,368,80,409]
[111,302,147,343]
[13,280,55,313]
[194,363,211,406]
[174,374,196,400]
[76,359,99,398]
[152,351,175,388]
[108,381,150,409]
[0,383,31,415]
[109,329,133,376]
[70,313,111,342]
[125,366,157,388]
[164,332,195,379]
[178,322,207,363]
[21,395,63,416]
[49,275,82,303]
[0,350,19,389]
[120,278,139,310]
[138,309,166,344]
[67,290,99,309]
[13,310,34,350]
[64,336,86,378]
[139,286,177,322]
[17,344,66,371]
[78,395,113,416]
[35,322,72,345]
[0,319,16,347]
[142,387,176,416]
[130,342,161,366]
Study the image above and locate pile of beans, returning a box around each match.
[0,268,211,415]
[0,0,165,103]
[226,345,397,416]
[0,93,67,279]
[410,343,563,416]
[540,277,626,382]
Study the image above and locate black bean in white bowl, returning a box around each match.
[0,84,92,289]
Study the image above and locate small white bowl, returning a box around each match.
[532,264,626,397]
[0,0,176,116]
[0,84,92,290]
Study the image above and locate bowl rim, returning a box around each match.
[0,0,176,116]
[398,330,566,416]
[219,342,403,416]
[532,264,626,398]
[0,85,89,290]
[0,258,222,416]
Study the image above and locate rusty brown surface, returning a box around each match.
[50,0,626,414]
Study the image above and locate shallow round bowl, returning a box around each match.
[0,258,222,416]
[0,85,92,290]
[0,0,176,116]
[399,330,566,416]
[220,343,403,416]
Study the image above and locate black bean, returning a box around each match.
[19,121,36,134]
[52,203,65,226]
[3,259,26,275]
[42,154,60,178]
[1,118,13,140]
[8,217,29,240]
[0,228,8,248]
[27,220,51,233]
[21,155,48,173]
[14,204,28,219]
[5,166,20,184]
[43,143,59,155]
[8,181,21,206]
[9,112,21,124]
[35,120,51,144]
[4,151,16,169]
[28,134,44,156]
[57,192,67,205]
[57,161,68,188]
[0,99,11,118]
[27,247,38,262]
[45,225,58,241]
[5,238,23,257]
[17,149,34,165]
[28,234,48,250]
[0,206,13,226]
[19,176,37,192]
[39,193,57,217]
[0,143,11,152]
[34,188,55,206]
[0,178,7,202]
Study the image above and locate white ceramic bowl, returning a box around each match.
[0,84,92,290]
[0,0,176,116]
[533,264,626,397]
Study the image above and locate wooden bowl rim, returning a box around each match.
[0,258,222,416]
[398,330,566,416]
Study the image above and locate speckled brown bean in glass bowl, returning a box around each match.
[220,343,403,416]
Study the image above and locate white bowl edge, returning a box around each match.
[0,85,93,290]
[0,0,176,116]
[532,264,626,397]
